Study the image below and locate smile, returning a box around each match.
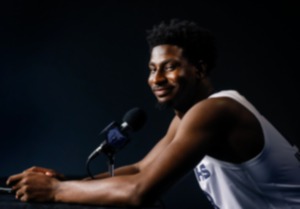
[153,87,173,97]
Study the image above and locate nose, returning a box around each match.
[149,70,167,86]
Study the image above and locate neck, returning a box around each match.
[174,79,213,118]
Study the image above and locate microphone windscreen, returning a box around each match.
[122,107,147,131]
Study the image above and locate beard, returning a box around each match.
[155,100,173,110]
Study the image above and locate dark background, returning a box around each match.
[0,0,299,208]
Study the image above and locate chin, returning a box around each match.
[155,100,173,110]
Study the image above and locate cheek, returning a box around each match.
[147,75,153,86]
[167,71,185,85]
[166,71,179,83]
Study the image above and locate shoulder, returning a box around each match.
[183,96,242,127]
[174,96,250,148]
[183,95,264,162]
[173,96,240,146]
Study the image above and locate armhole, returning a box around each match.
[207,90,268,166]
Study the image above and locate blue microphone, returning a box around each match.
[88,107,147,161]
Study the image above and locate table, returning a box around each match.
[0,193,162,209]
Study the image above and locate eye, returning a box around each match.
[164,63,177,71]
[149,65,156,74]
[164,66,174,71]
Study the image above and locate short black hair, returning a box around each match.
[146,19,217,73]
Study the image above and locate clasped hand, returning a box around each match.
[6,166,64,202]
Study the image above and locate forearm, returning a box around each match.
[7,170,145,206]
[55,176,142,206]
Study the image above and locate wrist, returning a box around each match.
[52,180,64,202]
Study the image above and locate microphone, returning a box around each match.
[87,107,147,161]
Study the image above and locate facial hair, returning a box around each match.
[155,100,173,110]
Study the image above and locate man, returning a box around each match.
[6,19,300,208]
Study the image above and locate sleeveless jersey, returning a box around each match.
[194,90,300,209]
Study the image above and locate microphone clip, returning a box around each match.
[98,121,130,155]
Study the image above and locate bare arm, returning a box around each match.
[7,98,233,206]
[6,116,180,205]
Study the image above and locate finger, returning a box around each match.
[6,173,24,186]
[11,180,23,192]
[15,186,30,202]
[27,166,58,177]
[15,187,24,200]
[26,166,48,173]
[20,194,31,202]
[45,171,56,177]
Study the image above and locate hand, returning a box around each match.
[6,172,60,202]
[18,166,65,180]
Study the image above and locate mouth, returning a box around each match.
[152,86,173,97]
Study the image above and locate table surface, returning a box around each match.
[0,193,116,209]
[0,192,162,209]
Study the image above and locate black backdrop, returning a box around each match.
[0,1,299,208]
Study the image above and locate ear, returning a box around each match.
[195,60,207,79]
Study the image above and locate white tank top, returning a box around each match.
[194,90,300,209]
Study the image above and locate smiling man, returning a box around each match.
[148,44,211,112]
[6,19,300,208]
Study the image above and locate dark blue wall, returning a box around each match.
[0,1,299,208]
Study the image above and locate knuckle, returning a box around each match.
[22,177,30,184]
[23,185,30,193]
[21,195,29,202]
[30,166,38,171]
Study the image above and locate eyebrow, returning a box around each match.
[148,58,179,67]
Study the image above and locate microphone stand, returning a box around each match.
[106,152,115,177]
[86,149,116,179]
[86,121,132,179]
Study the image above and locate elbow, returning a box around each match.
[127,182,157,207]
[128,192,149,207]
